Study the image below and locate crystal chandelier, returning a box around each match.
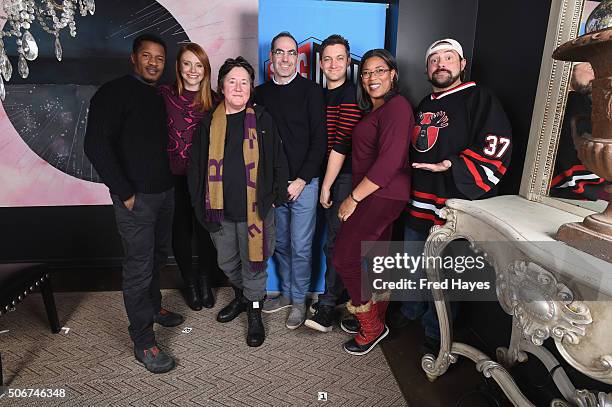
[0,0,95,100]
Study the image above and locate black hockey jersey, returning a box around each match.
[550,91,607,201]
[406,82,512,233]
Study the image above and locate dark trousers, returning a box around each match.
[172,175,217,284]
[332,194,406,305]
[319,173,352,307]
[111,189,174,348]
[400,226,459,340]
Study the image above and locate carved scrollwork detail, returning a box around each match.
[592,355,612,376]
[421,350,457,380]
[570,389,612,407]
[497,261,592,346]
[476,360,504,378]
[552,390,612,407]
[496,346,529,367]
[426,207,458,257]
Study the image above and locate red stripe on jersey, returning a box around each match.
[409,209,445,225]
[574,178,605,194]
[462,149,507,174]
[412,190,447,204]
[461,155,491,192]
[431,81,477,100]
[550,164,588,187]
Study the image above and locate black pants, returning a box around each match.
[172,175,218,284]
[319,173,352,307]
[111,189,174,348]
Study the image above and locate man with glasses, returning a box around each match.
[255,31,326,330]
[304,34,361,334]
[394,38,512,355]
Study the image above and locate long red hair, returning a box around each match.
[175,43,213,112]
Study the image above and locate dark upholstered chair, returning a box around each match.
[0,263,60,385]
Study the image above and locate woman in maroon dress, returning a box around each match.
[159,43,217,310]
[332,49,414,355]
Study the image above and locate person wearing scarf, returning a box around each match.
[188,57,288,347]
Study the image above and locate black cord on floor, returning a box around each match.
[530,364,562,389]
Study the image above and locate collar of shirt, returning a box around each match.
[131,73,156,86]
[272,70,298,85]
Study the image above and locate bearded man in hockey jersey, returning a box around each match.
[393,38,512,355]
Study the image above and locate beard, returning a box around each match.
[428,68,462,88]
[574,81,592,96]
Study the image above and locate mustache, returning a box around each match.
[433,68,451,75]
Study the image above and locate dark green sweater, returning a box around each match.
[84,75,173,201]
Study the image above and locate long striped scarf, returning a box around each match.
[205,101,266,270]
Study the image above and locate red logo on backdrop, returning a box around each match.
[265,37,361,86]
[412,111,449,152]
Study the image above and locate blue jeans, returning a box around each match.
[273,177,319,304]
[400,225,458,340]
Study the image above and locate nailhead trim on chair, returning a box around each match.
[0,274,48,316]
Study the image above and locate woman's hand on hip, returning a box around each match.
[337,197,357,222]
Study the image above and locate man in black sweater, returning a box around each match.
[255,32,326,330]
[84,34,183,374]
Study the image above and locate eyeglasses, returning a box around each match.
[361,68,390,79]
[273,49,298,57]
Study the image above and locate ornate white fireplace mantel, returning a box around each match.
[422,195,612,407]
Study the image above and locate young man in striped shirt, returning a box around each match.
[304,34,362,333]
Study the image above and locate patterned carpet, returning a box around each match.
[0,288,407,406]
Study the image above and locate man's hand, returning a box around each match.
[412,160,452,172]
[319,186,332,208]
[124,195,136,211]
[287,178,307,201]
[337,196,357,222]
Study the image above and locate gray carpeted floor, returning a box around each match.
[0,288,407,406]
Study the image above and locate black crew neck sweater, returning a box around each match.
[84,75,174,201]
[254,75,326,182]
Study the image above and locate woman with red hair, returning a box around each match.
[159,43,218,311]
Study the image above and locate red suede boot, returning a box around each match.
[343,300,389,356]
[373,291,391,322]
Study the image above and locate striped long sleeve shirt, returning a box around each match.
[324,80,362,174]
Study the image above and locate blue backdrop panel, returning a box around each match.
[259,0,387,293]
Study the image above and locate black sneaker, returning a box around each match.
[134,345,175,373]
[304,305,334,332]
[340,315,360,334]
[153,308,185,327]
[309,299,346,314]
[309,301,320,315]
